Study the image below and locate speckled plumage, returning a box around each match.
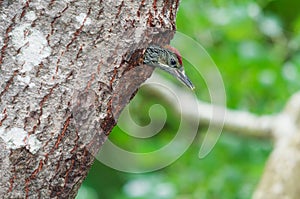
[143,45,194,89]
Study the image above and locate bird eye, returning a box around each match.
[170,58,177,67]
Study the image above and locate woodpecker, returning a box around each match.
[143,45,195,90]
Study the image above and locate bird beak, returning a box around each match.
[174,68,195,90]
[158,63,195,90]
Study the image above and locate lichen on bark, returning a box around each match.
[0,0,179,198]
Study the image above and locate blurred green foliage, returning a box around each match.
[77,0,300,198]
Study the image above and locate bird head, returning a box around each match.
[143,45,195,90]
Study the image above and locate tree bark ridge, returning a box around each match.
[0,0,179,198]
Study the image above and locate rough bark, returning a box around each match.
[0,0,179,198]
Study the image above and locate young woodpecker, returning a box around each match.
[143,45,195,90]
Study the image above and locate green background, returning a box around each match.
[77,0,300,198]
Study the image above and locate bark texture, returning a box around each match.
[0,0,179,198]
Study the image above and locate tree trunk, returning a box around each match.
[253,133,300,199]
[0,0,179,198]
[253,92,300,199]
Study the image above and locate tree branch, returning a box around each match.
[146,73,300,140]
[146,72,300,198]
